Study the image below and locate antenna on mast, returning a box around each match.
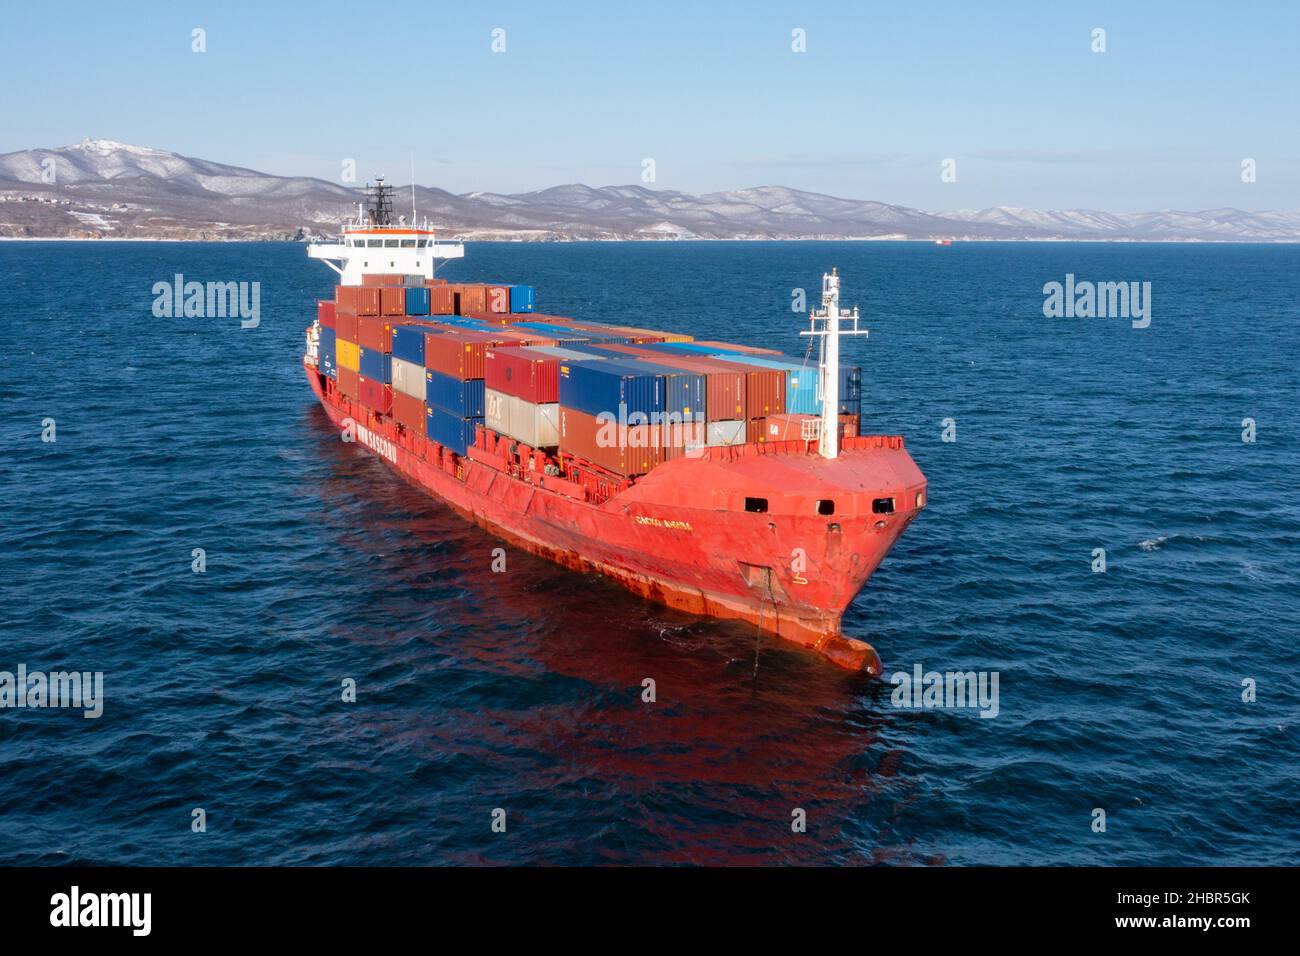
[410,151,417,225]
[799,267,869,460]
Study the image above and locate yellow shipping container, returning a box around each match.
[336,339,360,372]
[660,332,694,343]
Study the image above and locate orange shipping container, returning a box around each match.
[380,285,406,316]
[357,315,393,352]
[453,284,487,315]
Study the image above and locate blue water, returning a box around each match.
[2,240,1297,866]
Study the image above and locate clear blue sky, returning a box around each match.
[3,0,1297,211]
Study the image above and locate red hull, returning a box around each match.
[305,363,926,673]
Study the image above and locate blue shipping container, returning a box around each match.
[600,359,706,420]
[425,369,486,417]
[391,325,429,366]
[426,406,481,456]
[318,326,337,379]
[404,286,431,315]
[559,360,664,419]
[359,348,391,384]
[508,285,536,313]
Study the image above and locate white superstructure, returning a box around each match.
[307,176,464,286]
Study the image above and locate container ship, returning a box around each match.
[302,181,926,673]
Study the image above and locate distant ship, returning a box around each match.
[302,180,926,672]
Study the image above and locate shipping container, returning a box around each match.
[706,419,746,446]
[763,413,821,442]
[604,359,705,421]
[358,347,390,384]
[485,346,559,404]
[404,285,431,315]
[559,360,664,420]
[357,315,393,353]
[453,284,488,315]
[702,357,787,418]
[335,309,359,343]
[336,285,381,317]
[336,339,360,373]
[559,406,661,477]
[318,326,337,379]
[429,285,456,315]
[727,356,819,414]
[529,345,607,362]
[390,324,430,365]
[425,405,481,456]
[358,377,393,415]
[509,285,535,313]
[337,366,359,400]
[660,418,706,460]
[598,346,746,421]
[360,274,392,287]
[380,286,406,317]
[485,388,560,449]
[424,330,496,381]
[482,285,512,314]
[391,356,425,400]
[317,300,336,330]
[426,369,485,418]
[391,390,426,434]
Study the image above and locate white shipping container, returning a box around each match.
[485,388,559,448]
[705,419,746,446]
[391,356,425,399]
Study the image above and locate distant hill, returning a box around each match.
[2,139,1298,242]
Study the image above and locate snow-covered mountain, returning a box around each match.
[2,139,1297,241]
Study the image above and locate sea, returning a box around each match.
[1,240,1296,865]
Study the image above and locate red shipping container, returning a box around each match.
[424,330,493,380]
[361,274,395,287]
[559,406,662,477]
[706,358,785,419]
[335,309,359,342]
[695,340,782,356]
[747,417,766,444]
[317,300,336,330]
[337,366,359,400]
[429,286,455,315]
[380,285,406,316]
[461,311,519,327]
[483,285,511,314]
[391,390,426,434]
[763,413,820,443]
[357,315,393,352]
[335,285,380,316]
[485,346,559,404]
[358,377,393,415]
[453,284,487,315]
[424,277,449,287]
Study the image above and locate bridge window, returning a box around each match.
[417,239,428,248]
[401,240,415,248]
[383,239,398,248]
[367,240,381,248]
[744,497,768,513]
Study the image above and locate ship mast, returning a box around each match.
[800,268,868,459]
[365,177,394,226]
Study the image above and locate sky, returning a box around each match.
[2,0,1298,212]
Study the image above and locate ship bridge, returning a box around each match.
[308,176,465,285]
